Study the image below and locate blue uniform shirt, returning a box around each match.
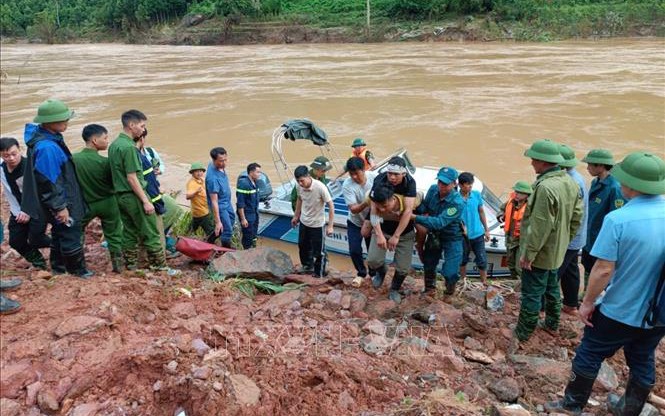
[461,190,485,239]
[236,173,259,221]
[567,169,588,250]
[585,174,624,252]
[205,163,232,211]
[415,185,464,240]
[591,195,665,328]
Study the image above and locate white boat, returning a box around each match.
[258,121,510,277]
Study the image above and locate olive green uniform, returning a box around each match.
[515,167,583,340]
[108,132,165,269]
[72,148,123,268]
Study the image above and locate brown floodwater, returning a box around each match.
[1,40,664,266]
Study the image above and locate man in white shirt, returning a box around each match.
[342,157,376,286]
[291,165,334,277]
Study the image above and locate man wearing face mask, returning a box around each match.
[108,109,166,271]
[20,99,91,277]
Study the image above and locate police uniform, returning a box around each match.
[414,167,465,293]
[108,132,165,270]
[236,172,260,249]
[73,148,123,272]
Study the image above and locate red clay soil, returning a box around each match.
[1,222,664,416]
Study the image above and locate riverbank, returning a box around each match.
[2,8,664,46]
[2,221,664,415]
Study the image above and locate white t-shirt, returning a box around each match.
[342,171,377,227]
[297,179,332,228]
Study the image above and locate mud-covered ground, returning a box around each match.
[1,222,664,416]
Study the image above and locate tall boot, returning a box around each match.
[371,265,387,289]
[422,270,437,294]
[63,249,94,279]
[49,249,67,275]
[607,377,652,416]
[110,252,124,273]
[24,249,47,270]
[544,370,596,415]
[389,272,407,303]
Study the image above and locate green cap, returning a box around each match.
[351,138,366,148]
[33,99,74,124]
[512,180,533,195]
[189,162,206,173]
[559,144,579,168]
[582,149,615,165]
[524,139,565,164]
[611,152,665,195]
[310,156,332,171]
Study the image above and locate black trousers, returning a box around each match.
[558,248,581,308]
[298,222,326,276]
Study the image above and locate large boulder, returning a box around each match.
[209,247,294,282]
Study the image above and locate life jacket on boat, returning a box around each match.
[350,148,372,171]
[504,192,526,238]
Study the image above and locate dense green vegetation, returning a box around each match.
[1,0,663,42]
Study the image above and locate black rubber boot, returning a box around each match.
[422,270,437,294]
[49,249,67,275]
[544,370,596,415]
[607,377,652,416]
[371,265,387,289]
[24,249,47,270]
[63,250,94,279]
[0,294,21,315]
[444,280,457,295]
[110,252,123,273]
[389,272,407,304]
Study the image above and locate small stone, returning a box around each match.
[597,362,619,391]
[486,286,505,312]
[491,404,530,416]
[360,334,397,355]
[463,336,483,351]
[463,350,494,364]
[290,301,301,311]
[212,382,223,392]
[152,380,162,392]
[229,374,261,405]
[0,398,21,416]
[37,389,60,413]
[191,338,211,357]
[489,378,522,402]
[54,316,107,338]
[192,366,211,380]
[203,348,231,362]
[363,319,386,335]
[339,310,351,318]
[165,360,178,374]
[341,295,351,310]
[338,390,355,410]
[70,403,99,416]
[442,355,466,372]
[325,289,343,306]
[25,381,42,406]
[33,270,53,280]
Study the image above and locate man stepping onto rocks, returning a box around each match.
[291,165,334,277]
[412,167,465,296]
[367,156,417,303]
[73,124,124,273]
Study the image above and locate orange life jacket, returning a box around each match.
[504,192,526,238]
[350,148,371,171]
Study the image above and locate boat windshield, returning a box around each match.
[481,186,502,214]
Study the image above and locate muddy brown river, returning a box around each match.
[1,40,664,264]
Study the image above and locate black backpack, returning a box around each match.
[643,264,665,328]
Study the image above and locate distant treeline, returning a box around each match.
[1,0,663,42]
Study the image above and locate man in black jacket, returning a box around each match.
[21,99,92,278]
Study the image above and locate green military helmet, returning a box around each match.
[189,162,206,173]
[310,156,332,172]
[558,144,579,168]
[582,149,615,166]
[611,152,665,195]
[351,137,366,148]
[524,139,565,164]
[512,180,533,195]
[33,99,74,124]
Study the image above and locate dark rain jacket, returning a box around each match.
[21,123,87,222]
[236,174,259,221]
